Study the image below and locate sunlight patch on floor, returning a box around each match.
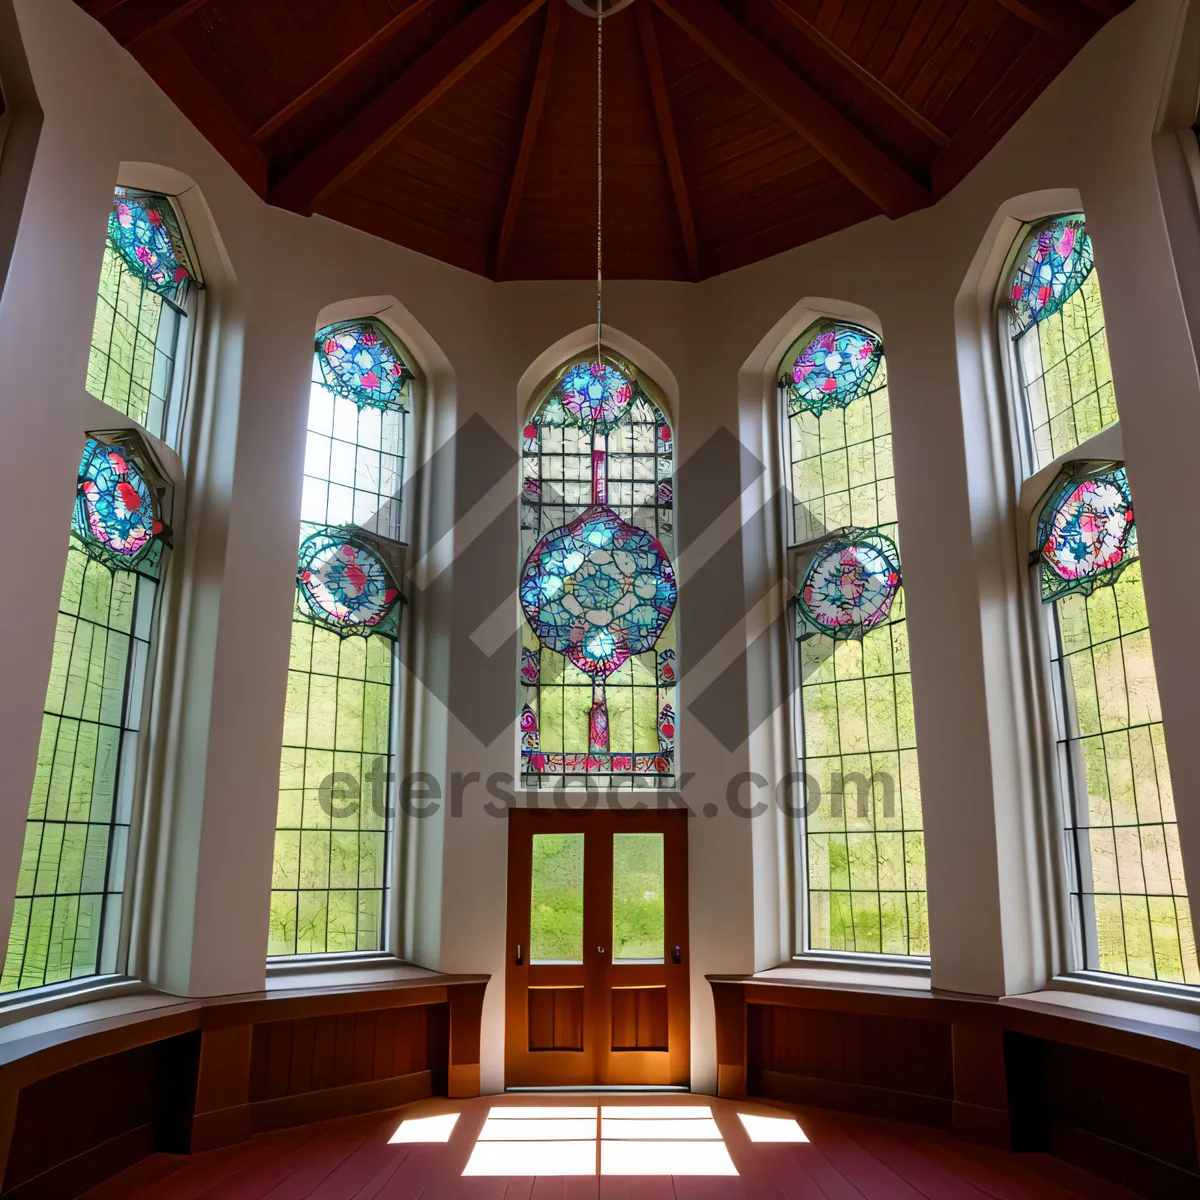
[464,1108,597,1176]
[460,1103,742,1177]
[463,1139,597,1176]
[389,1112,460,1143]
[600,1102,737,1177]
[737,1113,809,1143]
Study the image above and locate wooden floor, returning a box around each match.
[80,1095,1137,1200]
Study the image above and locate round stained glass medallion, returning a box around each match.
[1036,466,1135,602]
[297,529,403,638]
[74,440,166,572]
[797,529,901,641]
[109,192,190,298]
[519,505,676,680]
[317,320,413,412]
[784,323,882,417]
[554,361,635,433]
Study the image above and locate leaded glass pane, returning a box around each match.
[1014,249,1199,982]
[86,189,196,441]
[783,330,928,958]
[520,355,676,789]
[1,541,155,993]
[268,333,410,957]
[1011,216,1115,469]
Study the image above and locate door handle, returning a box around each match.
[672,945,682,964]
[515,944,523,965]
[597,946,606,955]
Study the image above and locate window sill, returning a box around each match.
[0,983,199,1063]
[1003,973,1200,1037]
[265,952,440,993]
[757,955,932,994]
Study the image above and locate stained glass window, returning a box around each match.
[268,322,412,957]
[87,189,199,441]
[781,321,882,419]
[782,324,928,957]
[2,436,170,993]
[1008,219,1198,982]
[520,354,676,789]
[1008,214,1114,469]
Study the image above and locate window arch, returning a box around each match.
[269,318,413,957]
[781,321,928,957]
[1,186,196,994]
[519,352,677,789]
[1007,215,1198,984]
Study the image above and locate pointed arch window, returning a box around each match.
[269,318,412,958]
[519,354,677,789]
[1007,216,1198,984]
[781,321,928,957]
[86,189,200,443]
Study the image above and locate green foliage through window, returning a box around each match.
[1,546,154,992]
[268,343,409,957]
[530,834,584,962]
[784,339,929,957]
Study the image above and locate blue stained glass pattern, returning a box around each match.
[1035,463,1136,604]
[317,320,413,412]
[796,528,901,641]
[109,190,193,301]
[552,361,636,433]
[1009,215,1094,336]
[73,438,168,579]
[782,323,883,417]
[521,506,676,681]
[297,527,403,640]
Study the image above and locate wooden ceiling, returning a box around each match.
[76,0,1130,280]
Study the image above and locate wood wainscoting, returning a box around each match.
[0,973,486,1200]
[711,975,1200,1200]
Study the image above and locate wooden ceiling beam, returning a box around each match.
[98,0,214,47]
[992,0,1103,43]
[270,0,547,216]
[637,2,699,280]
[254,0,442,143]
[493,0,561,280]
[762,0,949,148]
[652,0,930,220]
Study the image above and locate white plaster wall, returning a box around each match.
[0,0,1197,1092]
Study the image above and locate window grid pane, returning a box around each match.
[788,357,929,956]
[1050,564,1199,982]
[1,546,151,993]
[268,362,407,956]
[1016,269,1116,470]
[1017,277,1198,984]
[86,243,183,440]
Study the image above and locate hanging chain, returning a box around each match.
[596,0,603,366]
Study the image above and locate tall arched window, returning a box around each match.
[2,187,195,993]
[1007,216,1198,983]
[519,353,677,789]
[269,319,412,958]
[781,323,928,957]
[86,189,199,443]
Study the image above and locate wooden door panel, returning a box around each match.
[505,809,689,1088]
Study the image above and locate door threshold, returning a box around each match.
[504,1085,690,1094]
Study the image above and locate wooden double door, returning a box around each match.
[504,808,689,1087]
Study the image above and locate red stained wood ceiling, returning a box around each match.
[76,0,1129,280]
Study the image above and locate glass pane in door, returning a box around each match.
[530,833,584,962]
[613,833,665,961]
